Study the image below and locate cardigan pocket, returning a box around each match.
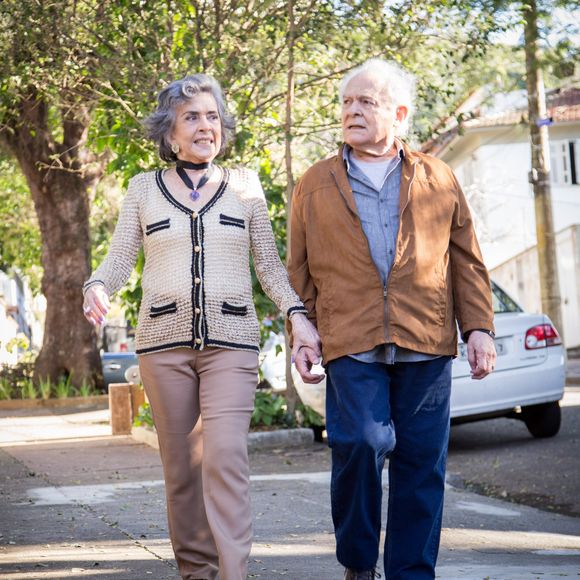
[221,301,248,316]
[219,214,245,229]
[149,301,177,318]
[146,218,171,236]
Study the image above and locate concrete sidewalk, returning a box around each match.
[1,405,579,580]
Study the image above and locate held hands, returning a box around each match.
[467,331,497,380]
[290,314,325,384]
[83,284,111,326]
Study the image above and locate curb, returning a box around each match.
[248,427,314,450]
[0,395,109,410]
[132,425,160,449]
[131,425,314,451]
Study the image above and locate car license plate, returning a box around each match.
[458,338,506,360]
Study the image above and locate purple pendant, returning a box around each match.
[190,189,201,201]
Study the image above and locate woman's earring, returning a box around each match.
[171,143,180,154]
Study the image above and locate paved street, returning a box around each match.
[1,388,580,579]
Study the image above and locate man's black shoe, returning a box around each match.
[343,568,381,580]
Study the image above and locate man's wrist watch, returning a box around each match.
[464,328,495,341]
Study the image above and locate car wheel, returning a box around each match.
[521,401,561,438]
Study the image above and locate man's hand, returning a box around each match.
[290,313,321,360]
[294,346,325,384]
[83,284,111,326]
[467,331,496,380]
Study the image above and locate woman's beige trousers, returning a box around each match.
[139,347,258,580]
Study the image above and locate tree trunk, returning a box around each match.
[523,0,563,336]
[284,0,301,414]
[4,93,104,388]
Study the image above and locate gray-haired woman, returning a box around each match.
[82,73,320,580]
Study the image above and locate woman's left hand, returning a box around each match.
[290,313,321,362]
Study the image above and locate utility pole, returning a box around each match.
[523,0,563,336]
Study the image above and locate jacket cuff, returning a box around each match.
[461,328,496,343]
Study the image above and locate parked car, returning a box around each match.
[101,351,138,390]
[291,281,566,438]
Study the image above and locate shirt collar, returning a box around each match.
[343,139,405,172]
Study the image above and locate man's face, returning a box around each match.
[341,72,402,155]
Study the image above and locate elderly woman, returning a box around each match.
[82,73,320,580]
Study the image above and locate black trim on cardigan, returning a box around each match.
[205,338,260,352]
[136,340,194,354]
[219,213,245,228]
[200,168,229,216]
[200,217,209,341]
[136,340,259,355]
[146,218,171,235]
[150,302,178,318]
[287,306,308,318]
[221,302,248,316]
[82,279,106,294]
[192,212,204,350]
[155,169,228,216]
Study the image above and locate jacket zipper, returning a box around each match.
[384,160,419,343]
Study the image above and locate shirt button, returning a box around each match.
[195,338,202,345]
[194,246,201,253]
[194,277,201,284]
[195,307,201,314]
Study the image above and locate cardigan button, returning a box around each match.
[195,338,202,345]
[195,308,201,314]
[194,277,201,284]
[194,246,201,253]
[192,211,198,218]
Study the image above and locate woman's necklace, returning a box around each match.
[176,160,214,202]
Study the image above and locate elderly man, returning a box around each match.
[289,59,496,579]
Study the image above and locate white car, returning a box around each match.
[291,281,566,439]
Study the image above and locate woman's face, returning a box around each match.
[170,92,222,164]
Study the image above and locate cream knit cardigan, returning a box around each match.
[83,168,306,355]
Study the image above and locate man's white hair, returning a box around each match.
[339,58,416,137]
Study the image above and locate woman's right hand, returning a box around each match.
[83,284,111,326]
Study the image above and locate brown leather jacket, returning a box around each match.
[288,142,494,363]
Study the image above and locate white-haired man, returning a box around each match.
[289,59,496,579]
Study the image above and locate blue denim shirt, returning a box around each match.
[344,144,439,365]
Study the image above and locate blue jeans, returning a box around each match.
[326,355,452,579]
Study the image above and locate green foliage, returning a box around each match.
[0,365,99,400]
[0,158,42,291]
[296,402,325,428]
[251,390,291,427]
[132,391,323,431]
[134,402,155,428]
[251,389,324,429]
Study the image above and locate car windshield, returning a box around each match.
[492,282,523,314]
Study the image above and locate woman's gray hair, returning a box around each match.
[145,74,236,162]
[339,59,416,137]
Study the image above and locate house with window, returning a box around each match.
[422,87,580,347]
[0,269,44,365]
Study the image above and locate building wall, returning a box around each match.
[444,123,580,270]
[491,224,580,348]
[0,270,43,365]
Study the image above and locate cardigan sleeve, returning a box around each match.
[247,172,307,319]
[83,174,143,297]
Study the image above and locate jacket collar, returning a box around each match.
[332,141,421,215]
